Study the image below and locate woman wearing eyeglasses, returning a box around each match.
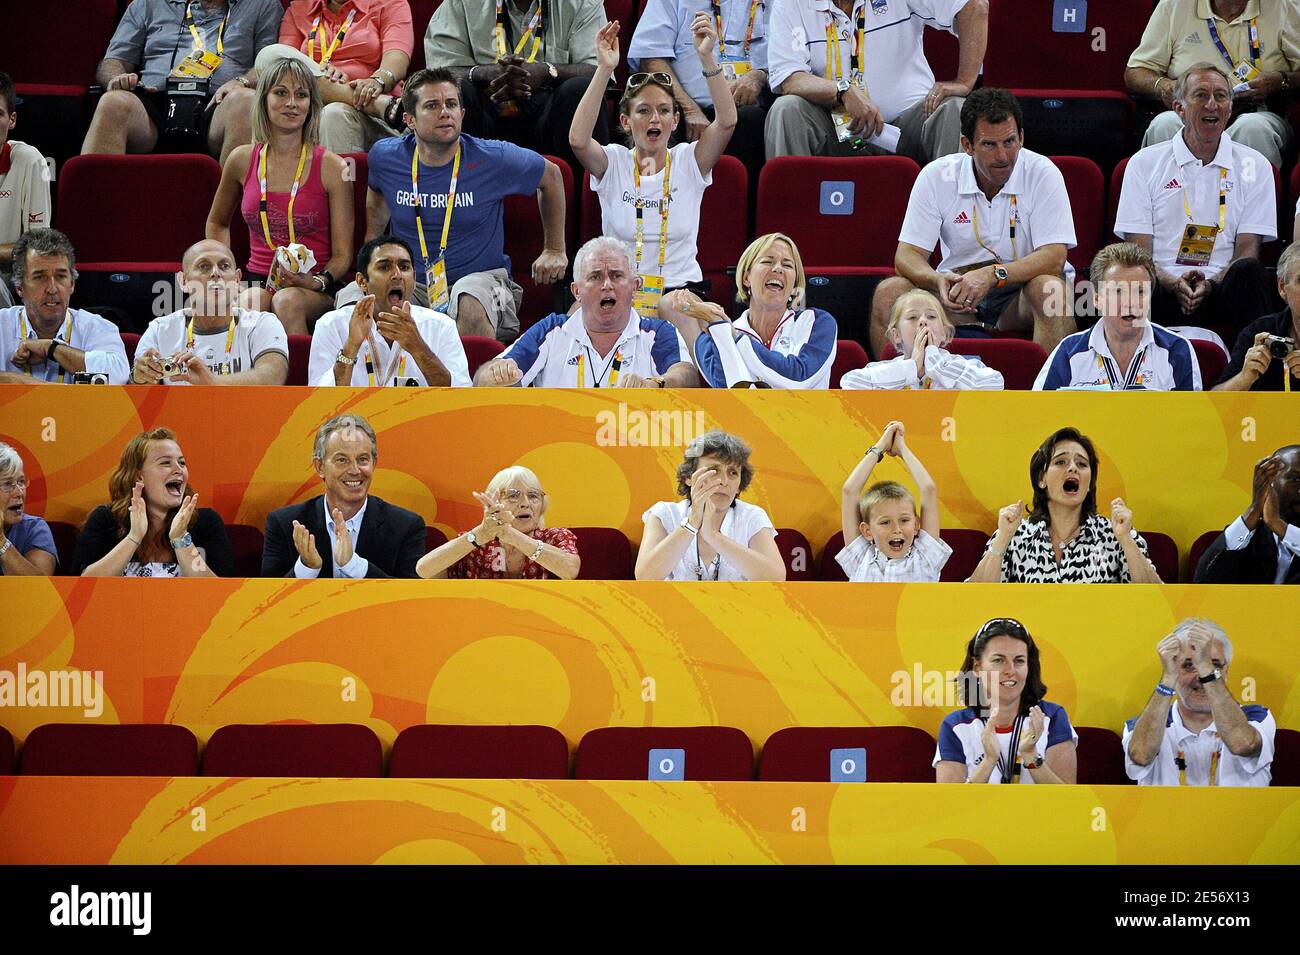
[415,466,580,579]
[0,442,57,576]
[568,16,736,326]
[935,618,1078,785]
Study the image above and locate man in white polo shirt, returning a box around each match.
[310,235,470,387]
[132,239,288,385]
[1123,619,1275,787]
[1115,63,1277,336]
[763,0,987,164]
[0,229,129,385]
[475,236,699,387]
[867,88,1076,357]
[1035,242,1202,391]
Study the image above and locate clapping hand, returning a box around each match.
[1017,705,1046,762]
[292,519,323,570]
[169,492,198,543]
[128,480,148,546]
[472,490,514,541]
[332,506,355,566]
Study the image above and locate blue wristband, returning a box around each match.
[1155,682,1176,697]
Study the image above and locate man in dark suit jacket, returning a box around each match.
[261,413,425,578]
[1196,446,1300,584]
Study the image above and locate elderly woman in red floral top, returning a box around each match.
[416,466,580,580]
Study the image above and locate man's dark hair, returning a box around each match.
[960,87,1023,143]
[401,67,460,119]
[0,72,15,114]
[355,234,415,277]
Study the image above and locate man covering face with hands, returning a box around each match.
[1196,446,1300,583]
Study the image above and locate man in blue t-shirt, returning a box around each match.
[358,67,569,343]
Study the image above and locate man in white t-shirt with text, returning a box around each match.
[132,239,289,385]
[868,88,1076,357]
[310,235,470,387]
[1115,63,1277,337]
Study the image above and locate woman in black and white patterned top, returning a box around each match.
[967,427,1162,583]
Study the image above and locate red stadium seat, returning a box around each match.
[830,339,868,389]
[1290,162,1300,225]
[19,724,199,776]
[226,523,265,578]
[758,726,937,782]
[504,156,573,331]
[881,338,1048,390]
[1190,339,1228,388]
[819,527,990,582]
[1273,728,1300,787]
[604,0,637,85]
[202,723,384,777]
[1187,529,1222,582]
[1138,531,1178,584]
[286,333,311,385]
[774,527,815,581]
[579,156,749,308]
[46,520,80,576]
[0,726,14,775]
[574,726,754,780]
[985,1,1145,93]
[460,335,505,378]
[406,0,446,75]
[0,0,119,90]
[1049,156,1104,274]
[118,332,140,363]
[1074,726,1131,786]
[425,526,449,552]
[571,526,635,580]
[390,724,569,778]
[922,25,960,84]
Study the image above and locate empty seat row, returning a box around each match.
[13,721,1296,785]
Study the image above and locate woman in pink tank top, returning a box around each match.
[205,57,355,335]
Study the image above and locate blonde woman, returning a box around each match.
[206,56,355,335]
[668,232,838,388]
[416,466,580,579]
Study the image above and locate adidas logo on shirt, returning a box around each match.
[953,211,971,224]
[1185,31,1202,44]
[1164,178,1181,189]
[566,354,581,365]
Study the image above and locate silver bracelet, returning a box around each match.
[0,539,11,558]
[701,65,723,78]
[529,539,545,562]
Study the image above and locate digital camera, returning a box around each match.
[1265,335,1295,359]
[72,372,109,384]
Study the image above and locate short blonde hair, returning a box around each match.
[1089,241,1156,290]
[251,57,322,145]
[486,466,547,525]
[887,289,952,338]
[858,480,917,524]
[735,233,806,310]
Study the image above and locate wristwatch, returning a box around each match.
[466,529,481,548]
[170,532,194,550]
[992,264,1009,289]
[545,62,558,86]
[835,78,850,107]
[1021,754,1044,770]
[0,539,11,558]
[335,350,358,366]
[1198,668,1222,685]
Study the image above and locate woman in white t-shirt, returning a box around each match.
[635,430,784,582]
[569,16,736,323]
[934,618,1078,785]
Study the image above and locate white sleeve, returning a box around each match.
[1222,516,1253,551]
[1235,148,1278,240]
[839,356,920,390]
[136,321,162,362]
[250,313,289,365]
[1235,709,1276,777]
[1121,720,1159,784]
[82,319,131,384]
[1113,157,1154,239]
[765,0,813,93]
[903,0,971,28]
[897,166,943,252]
[927,349,1004,390]
[590,142,626,191]
[308,315,346,386]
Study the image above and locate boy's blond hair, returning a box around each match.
[858,480,917,523]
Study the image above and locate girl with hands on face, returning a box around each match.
[635,430,785,581]
[935,618,1078,784]
[74,428,234,578]
[968,426,1160,583]
[416,467,580,580]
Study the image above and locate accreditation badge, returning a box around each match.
[1231,60,1261,84]
[170,49,224,79]
[832,109,858,143]
[633,273,665,319]
[428,257,451,312]
[1174,224,1218,268]
[721,58,752,82]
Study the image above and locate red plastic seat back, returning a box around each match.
[226,523,265,578]
[0,0,120,88]
[20,723,199,776]
[830,339,868,389]
[984,0,1146,92]
[575,726,754,780]
[571,526,635,580]
[460,335,505,378]
[774,527,815,581]
[1272,728,1300,787]
[1138,531,1178,584]
[1049,156,1104,274]
[390,724,569,778]
[1075,726,1131,785]
[759,726,937,782]
[202,723,384,777]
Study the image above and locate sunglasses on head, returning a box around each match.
[625,72,673,92]
[975,617,1030,641]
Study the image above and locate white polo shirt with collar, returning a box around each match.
[498,308,692,387]
[766,0,970,122]
[898,147,1077,276]
[1115,131,1277,279]
[1122,701,1275,787]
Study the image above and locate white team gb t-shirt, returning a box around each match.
[136,308,288,383]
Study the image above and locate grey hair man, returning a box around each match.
[260,414,425,578]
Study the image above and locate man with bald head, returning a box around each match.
[1196,446,1300,584]
[1123,619,1274,786]
[132,238,288,385]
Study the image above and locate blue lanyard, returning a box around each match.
[1206,16,1260,69]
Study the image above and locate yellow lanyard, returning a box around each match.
[1181,167,1228,233]
[18,310,73,382]
[257,143,309,249]
[971,193,1018,262]
[411,143,461,282]
[576,349,623,387]
[364,332,408,386]
[714,0,763,59]
[495,0,544,62]
[823,8,864,83]
[186,315,238,375]
[1176,741,1220,786]
[632,148,671,275]
[183,0,229,55]
[307,8,357,68]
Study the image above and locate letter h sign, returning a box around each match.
[1052,0,1086,33]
